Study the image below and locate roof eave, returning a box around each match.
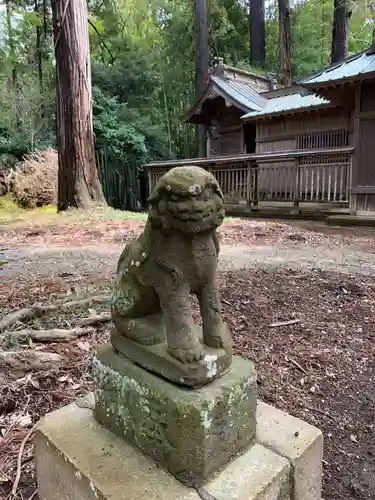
[301,70,375,89]
[183,82,214,123]
[183,81,255,124]
[241,102,337,122]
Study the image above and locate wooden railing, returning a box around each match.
[145,147,353,207]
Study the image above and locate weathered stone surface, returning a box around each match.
[257,402,323,500]
[35,403,201,500]
[111,326,231,388]
[111,165,233,380]
[93,345,257,487]
[202,443,291,500]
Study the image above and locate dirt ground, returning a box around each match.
[0,211,374,500]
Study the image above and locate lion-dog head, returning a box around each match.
[148,166,225,234]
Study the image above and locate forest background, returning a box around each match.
[0,0,374,174]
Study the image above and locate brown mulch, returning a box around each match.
[0,269,374,500]
[2,216,375,252]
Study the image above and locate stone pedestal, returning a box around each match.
[93,345,257,487]
[34,348,323,500]
[34,399,323,500]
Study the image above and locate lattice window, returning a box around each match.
[299,153,350,166]
[297,130,349,150]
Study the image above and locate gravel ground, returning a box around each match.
[1,215,375,500]
[1,243,375,280]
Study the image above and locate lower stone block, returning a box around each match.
[35,404,201,500]
[257,402,323,500]
[93,345,257,487]
[202,443,291,500]
[35,402,293,500]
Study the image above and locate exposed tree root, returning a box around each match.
[0,350,63,377]
[0,295,109,332]
[8,327,94,343]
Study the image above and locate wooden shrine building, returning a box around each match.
[145,46,375,215]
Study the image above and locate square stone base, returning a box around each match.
[34,403,201,500]
[93,345,257,487]
[34,400,323,500]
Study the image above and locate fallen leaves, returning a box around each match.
[0,294,109,332]
[0,258,374,499]
[3,214,375,253]
[216,268,375,500]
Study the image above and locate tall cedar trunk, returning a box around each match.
[195,0,210,158]
[278,0,292,87]
[43,0,48,39]
[331,0,351,64]
[249,0,265,69]
[5,0,16,86]
[34,0,43,94]
[51,0,105,211]
[5,0,20,125]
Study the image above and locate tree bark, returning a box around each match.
[249,0,265,69]
[278,0,292,87]
[5,0,16,87]
[51,0,106,210]
[5,0,21,126]
[34,0,43,94]
[43,0,48,40]
[331,0,352,64]
[195,0,210,158]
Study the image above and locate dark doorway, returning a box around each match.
[243,122,256,154]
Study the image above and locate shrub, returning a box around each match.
[12,149,57,208]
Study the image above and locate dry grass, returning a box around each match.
[12,149,58,209]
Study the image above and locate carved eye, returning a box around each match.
[197,189,209,201]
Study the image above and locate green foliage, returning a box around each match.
[93,86,148,167]
[0,1,55,166]
[1,0,375,176]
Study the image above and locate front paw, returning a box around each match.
[204,322,232,352]
[168,341,204,363]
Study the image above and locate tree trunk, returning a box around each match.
[331,0,352,64]
[5,0,20,126]
[43,0,48,40]
[195,0,210,158]
[51,0,106,211]
[249,0,265,69]
[34,0,43,94]
[5,0,16,86]
[278,0,292,87]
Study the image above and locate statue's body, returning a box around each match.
[111,166,232,372]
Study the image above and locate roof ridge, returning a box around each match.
[298,47,371,85]
[222,63,272,82]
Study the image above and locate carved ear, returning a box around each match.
[148,187,161,205]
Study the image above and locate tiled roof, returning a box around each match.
[186,46,375,123]
[300,47,375,86]
[211,75,267,112]
[241,92,330,120]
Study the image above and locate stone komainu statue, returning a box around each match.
[111,166,232,366]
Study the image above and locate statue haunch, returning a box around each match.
[111,166,232,364]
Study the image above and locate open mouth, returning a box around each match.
[171,212,223,233]
[176,211,208,221]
